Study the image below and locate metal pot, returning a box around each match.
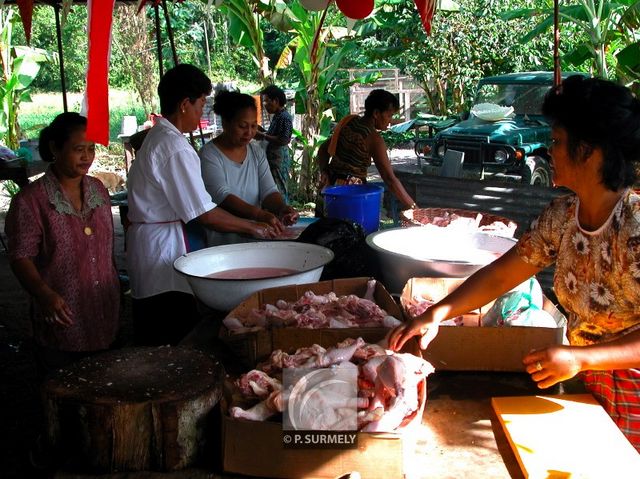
[173,241,334,311]
[366,227,516,294]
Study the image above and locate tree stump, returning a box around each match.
[42,346,224,473]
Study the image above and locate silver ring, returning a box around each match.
[535,361,542,371]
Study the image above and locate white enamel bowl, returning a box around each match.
[174,241,334,311]
[366,227,517,294]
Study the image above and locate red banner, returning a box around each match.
[85,0,115,146]
[16,0,34,44]
[414,0,436,35]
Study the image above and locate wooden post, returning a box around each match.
[161,0,179,67]
[553,0,561,86]
[53,3,68,112]
[154,4,164,77]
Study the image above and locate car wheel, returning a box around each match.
[523,156,551,187]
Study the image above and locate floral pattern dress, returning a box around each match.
[517,189,640,449]
[5,169,120,352]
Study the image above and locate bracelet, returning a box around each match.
[410,202,417,210]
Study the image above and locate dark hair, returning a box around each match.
[38,112,87,163]
[213,90,256,123]
[158,64,212,116]
[261,85,286,106]
[364,89,400,116]
[543,75,640,191]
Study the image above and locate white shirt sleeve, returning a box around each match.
[159,145,216,223]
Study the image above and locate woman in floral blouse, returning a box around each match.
[5,112,120,374]
[389,76,640,450]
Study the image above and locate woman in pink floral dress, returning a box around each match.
[5,112,120,374]
[389,76,640,450]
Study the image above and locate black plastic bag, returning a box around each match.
[297,218,377,280]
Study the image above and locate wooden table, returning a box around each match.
[0,160,48,187]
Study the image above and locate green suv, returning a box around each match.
[418,72,584,186]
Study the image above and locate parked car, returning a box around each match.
[417,72,586,186]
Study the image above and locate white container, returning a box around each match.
[174,241,334,311]
[366,227,516,294]
[121,116,138,136]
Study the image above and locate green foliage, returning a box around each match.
[20,6,88,92]
[2,179,20,198]
[0,8,53,149]
[357,0,559,116]
[502,0,639,79]
[380,130,414,150]
[215,0,269,85]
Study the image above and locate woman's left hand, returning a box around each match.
[279,206,299,226]
[255,209,285,234]
[523,346,582,389]
[251,222,278,239]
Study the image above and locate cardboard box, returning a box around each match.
[220,277,403,368]
[221,379,425,479]
[401,278,567,372]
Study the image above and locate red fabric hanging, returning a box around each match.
[85,0,115,146]
[414,0,436,35]
[16,0,34,44]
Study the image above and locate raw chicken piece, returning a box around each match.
[226,288,392,331]
[364,279,377,301]
[360,355,388,385]
[383,316,402,328]
[304,337,366,367]
[230,402,274,421]
[235,370,282,398]
[352,342,387,361]
[230,339,433,433]
[230,390,283,421]
[361,353,433,432]
[357,408,384,429]
[260,344,328,373]
[405,296,435,318]
[223,316,243,330]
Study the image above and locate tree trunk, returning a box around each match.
[43,346,224,473]
[299,96,319,202]
[113,5,157,114]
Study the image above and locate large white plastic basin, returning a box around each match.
[366,227,516,294]
[174,241,334,311]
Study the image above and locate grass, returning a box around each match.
[18,90,147,172]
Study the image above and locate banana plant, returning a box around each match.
[616,1,640,92]
[0,8,52,149]
[214,0,380,200]
[501,0,639,79]
[273,2,385,200]
[215,0,270,85]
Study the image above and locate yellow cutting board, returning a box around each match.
[492,394,640,478]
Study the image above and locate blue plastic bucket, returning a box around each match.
[323,184,384,235]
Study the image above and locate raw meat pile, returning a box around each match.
[223,279,403,334]
[228,337,434,432]
[406,210,517,238]
[404,296,471,326]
